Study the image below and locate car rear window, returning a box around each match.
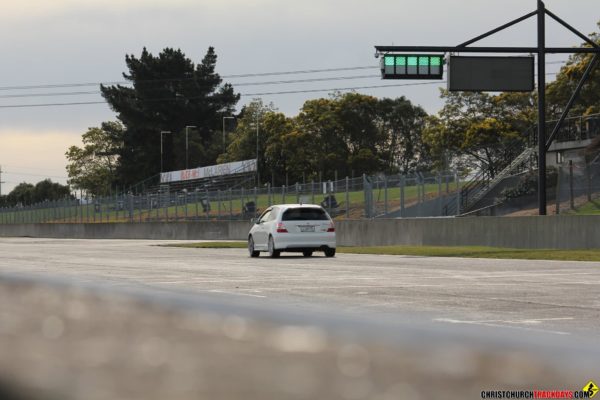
[282,207,329,221]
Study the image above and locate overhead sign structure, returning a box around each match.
[380,54,444,80]
[375,0,600,216]
[448,56,534,92]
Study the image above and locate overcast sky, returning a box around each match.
[0,0,597,194]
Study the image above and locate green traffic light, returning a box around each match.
[380,54,444,79]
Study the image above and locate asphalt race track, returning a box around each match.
[0,238,599,400]
[0,238,599,336]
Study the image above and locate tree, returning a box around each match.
[217,100,289,184]
[295,97,348,179]
[5,183,34,206]
[218,93,430,184]
[66,121,124,196]
[2,180,72,207]
[295,93,387,178]
[375,97,430,173]
[423,90,526,177]
[101,47,239,187]
[32,180,72,203]
[547,20,600,117]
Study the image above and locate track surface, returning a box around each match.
[1,238,599,337]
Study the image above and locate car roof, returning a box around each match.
[270,204,322,210]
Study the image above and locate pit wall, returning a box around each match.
[0,216,599,249]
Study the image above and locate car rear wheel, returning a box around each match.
[324,248,336,258]
[302,251,313,257]
[248,236,260,258]
[268,236,280,258]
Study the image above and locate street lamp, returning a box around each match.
[185,126,196,170]
[222,116,235,152]
[160,130,171,173]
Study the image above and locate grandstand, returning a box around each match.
[129,159,257,195]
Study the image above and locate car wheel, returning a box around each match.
[248,236,260,258]
[268,236,280,258]
[302,251,313,257]
[324,248,336,258]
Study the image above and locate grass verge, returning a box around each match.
[169,242,600,261]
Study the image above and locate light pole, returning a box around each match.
[185,126,196,170]
[255,110,260,187]
[222,116,235,152]
[160,130,171,173]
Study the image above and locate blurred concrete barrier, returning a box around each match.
[0,274,597,400]
[2,215,600,248]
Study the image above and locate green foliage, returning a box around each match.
[547,21,600,117]
[0,180,72,207]
[423,90,529,177]
[100,47,239,187]
[219,93,431,184]
[66,121,124,196]
[376,96,430,173]
[499,168,558,201]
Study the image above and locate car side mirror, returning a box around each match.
[251,218,257,224]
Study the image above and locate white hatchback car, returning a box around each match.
[248,204,336,258]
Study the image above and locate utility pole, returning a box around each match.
[185,126,196,170]
[0,165,4,196]
[256,109,260,187]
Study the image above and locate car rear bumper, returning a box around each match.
[274,233,336,251]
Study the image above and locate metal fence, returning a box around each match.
[0,172,460,224]
[554,157,600,215]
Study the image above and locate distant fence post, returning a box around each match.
[184,191,188,221]
[455,170,461,215]
[345,176,350,219]
[128,193,134,223]
[229,189,233,220]
[555,165,562,214]
[417,174,423,217]
[217,190,221,220]
[254,187,258,219]
[400,175,405,218]
[438,173,443,216]
[267,183,272,206]
[569,160,575,210]
[384,175,388,216]
[586,162,592,202]
[164,192,169,222]
[174,192,179,221]
[363,174,373,218]
[206,189,210,220]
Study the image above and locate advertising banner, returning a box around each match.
[160,159,257,184]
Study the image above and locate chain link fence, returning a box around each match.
[0,171,460,224]
[553,157,600,215]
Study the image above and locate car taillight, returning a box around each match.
[327,222,335,232]
[276,223,288,233]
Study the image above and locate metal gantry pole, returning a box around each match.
[537,0,547,215]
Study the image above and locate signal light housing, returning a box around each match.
[381,54,444,80]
